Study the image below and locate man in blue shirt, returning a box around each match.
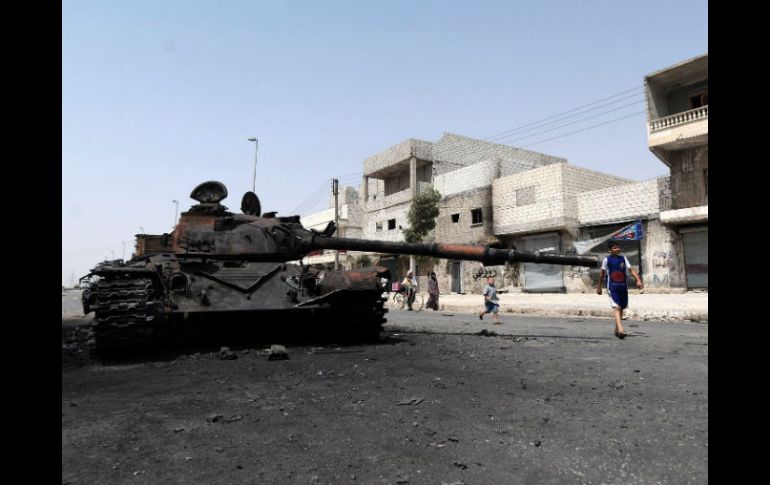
[597,241,643,339]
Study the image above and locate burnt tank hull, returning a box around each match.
[83,256,389,358]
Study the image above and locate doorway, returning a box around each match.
[450,261,462,293]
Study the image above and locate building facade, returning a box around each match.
[644,53,708,288]
[361,133,565,291]
[299,54,708,294]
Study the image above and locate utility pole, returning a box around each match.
[332,178,340,270]
[122,241,126,261]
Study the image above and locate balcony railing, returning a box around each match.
[649,105,708,132]
[365,188,412,211]
[364,183,434,211]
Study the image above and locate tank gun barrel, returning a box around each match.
[311,236,599,267]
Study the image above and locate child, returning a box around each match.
[596,241,643,339]
[479,276,501,324]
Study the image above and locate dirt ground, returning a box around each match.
[62,315,707,485]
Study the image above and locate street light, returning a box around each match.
[172,200,179,229]
[248,137,258,193]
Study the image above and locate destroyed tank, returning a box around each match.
[81,181,599,358]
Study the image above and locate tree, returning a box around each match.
[402,188,442,243]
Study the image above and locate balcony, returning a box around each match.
[364,183,434,212]
[647,106,708,150]
[364,188,412,212]
[649,106,708,133]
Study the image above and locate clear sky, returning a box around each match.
[62,0,708,286]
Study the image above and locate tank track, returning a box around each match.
[336,292,389,341]
[89,278,161,359]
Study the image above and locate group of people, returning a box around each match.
[395,241,642,339]
[399,270,440,311]
[399,269,502,323]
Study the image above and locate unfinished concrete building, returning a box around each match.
[361,133,565,292]
[645,53,708,288]
[491,163,634,293]
[575,176,680,292]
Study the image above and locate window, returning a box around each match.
[375,222,383,231]
[516,186,536,206]
[689,91,708,109]
[451,213,460,223]
[471,208,483,225]
[388,219,396,230]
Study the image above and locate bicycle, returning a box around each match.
[390,289,425,311]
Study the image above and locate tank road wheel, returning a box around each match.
[89,278,162,360]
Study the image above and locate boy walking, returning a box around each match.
[596,241,643,339]
[479,276,501,324]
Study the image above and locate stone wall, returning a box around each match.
[577,177,667,226]
[492,164,566,235]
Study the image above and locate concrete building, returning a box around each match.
[300,54,708,294]
[575,176,680,292]
[354,132,686,294]
[539,53,709,293]
[491,163,635,293]
[361,133,565,291]
[644,53,708,288]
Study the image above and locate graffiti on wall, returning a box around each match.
[651,273,670,285]
[504,263,519,284]
[472,267,498,280]
[653,251,671,268]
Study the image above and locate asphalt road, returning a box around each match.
[62,311,707,484]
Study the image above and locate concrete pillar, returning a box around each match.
[363,176,369,203]
[410,156,417,197]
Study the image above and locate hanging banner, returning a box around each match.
[573,221,644,255]
[610,221,644,241]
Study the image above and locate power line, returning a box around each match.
[486,93,645,143]
[495,99,645,144]
[293,172,365,216]
[292,185,327,213]
[483,86,644,141]
[296,87,649,216]
[521,110,646,148]
[291,181,329,214]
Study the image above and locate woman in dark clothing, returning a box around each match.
[427,272,440,310]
